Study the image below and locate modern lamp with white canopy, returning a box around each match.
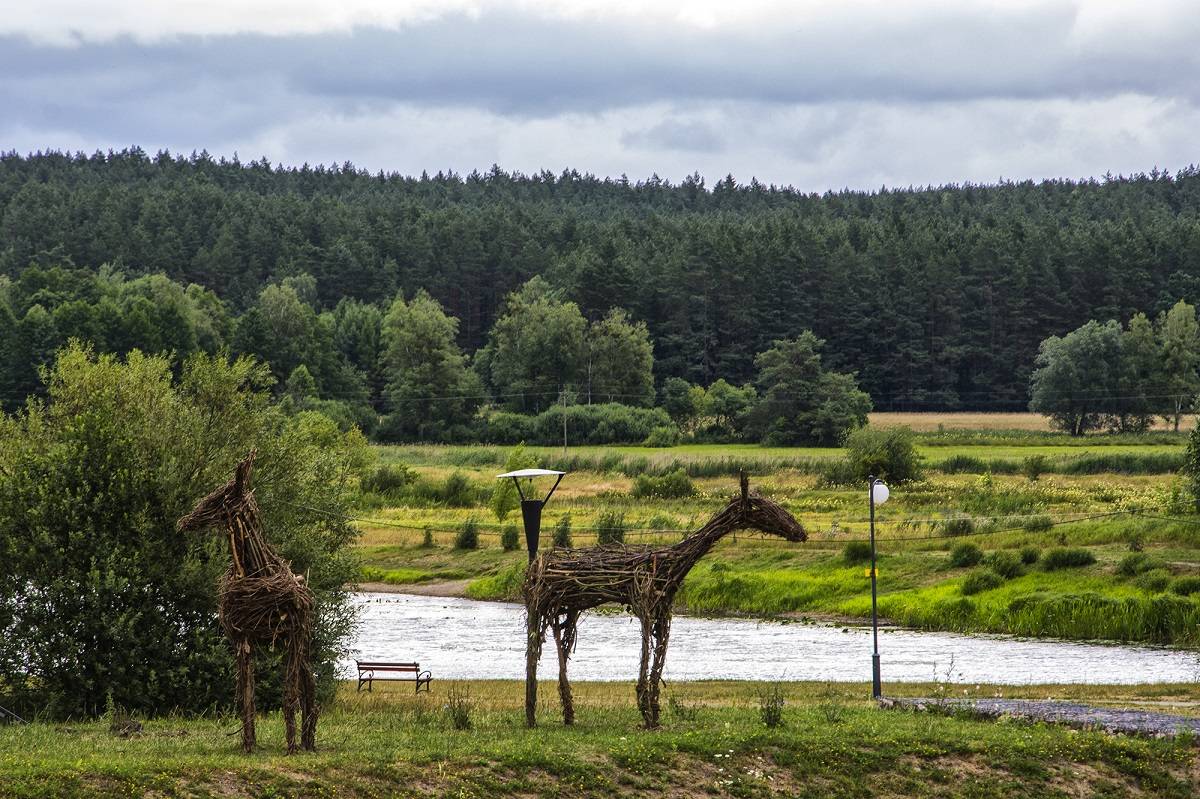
[496,468,566,562]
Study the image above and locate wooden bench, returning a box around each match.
[355,661,432,693]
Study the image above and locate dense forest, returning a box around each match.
[3,149,1200,413]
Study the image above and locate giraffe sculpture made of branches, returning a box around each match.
[178,450,318,754]
[522,474,806,729]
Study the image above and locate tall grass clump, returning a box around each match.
[631,468,695,499]
[596,511,627,546]
[1023,513,1054,533]
[552,514,573,548]
[961,570,1004,595]
[1059,452,1184,475]
[757,683,785,728]
[936,454,988,474]
[1019,546,1041,565]
[1169,576,1200,596]
[986,550,1024,579]
[1116,552,1164,577]
[1041,547,1096,570]
[1004,592,1200,644]
[1134,569,1172,593]
[444,685,474,730]
[843,540,872,564]
[939,512,975,537]
[948,542,983,568]
[454,518,480,550]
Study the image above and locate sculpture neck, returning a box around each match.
[669,518,739,574]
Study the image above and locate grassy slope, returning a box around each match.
[4,681,1198,798]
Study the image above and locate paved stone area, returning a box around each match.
[881,697,1200,738]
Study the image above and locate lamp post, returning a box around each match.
[868,475,889,700]
[496,468,566,562]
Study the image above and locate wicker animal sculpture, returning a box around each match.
[178,450,318,754]
[522,475,805,728]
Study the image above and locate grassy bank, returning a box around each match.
[353,428,1200,645]
[4,680,1199,798]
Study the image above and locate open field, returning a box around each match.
[869,412,1198,432]
[353,423,1200,645]
[3,680,1199,798]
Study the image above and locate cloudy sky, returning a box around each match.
[2,0,1197,190]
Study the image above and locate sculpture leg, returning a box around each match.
[235,639,256,753]
[283,638,300,754]
[525,608,545,728]
[552,611,578,725]
[635,612,653,727]
[645,613,672,729]
[299,639,319,752]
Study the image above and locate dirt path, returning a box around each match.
[355,580,471,597]
[883,697,1200,737]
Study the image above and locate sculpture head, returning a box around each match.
[729,472,806,542]
[177,450,257,533]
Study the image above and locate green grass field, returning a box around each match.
[4,680,1198,798]
[353,422,1200,645]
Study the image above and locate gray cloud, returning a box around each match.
[1,4,1197,188]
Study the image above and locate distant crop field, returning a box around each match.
[871,412,1197,432]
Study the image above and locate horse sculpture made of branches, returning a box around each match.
[522,475,805,728]
[178,450,318,754]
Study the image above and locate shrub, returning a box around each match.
[441,471,479,507]
[454,518,480,550]
[552,514,573,548]
[1124,531,1146,553]
[0,344,368,719]
[1023,514,1054,533]
[939,512,975,537]
[843,540,873,564]
[987,550,1025,579]
[842,425,922,483]
[421,527,434,548]
[1041,547,1096,570]
[360,463,413,495]
[758,683,785,729]
[631,469,695,499]
[948,542,983,568]
[596,511,627,546]
[1135,569,1172,593]
[962,569,1005,595]
[643,425,681,447]
[1116,552,1163,577]
[500,524,520,552]
[1169,576,1200,596]
[1022,455,1047,482]
[1019,546,1041,566]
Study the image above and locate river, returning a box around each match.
[343,593,1200,684]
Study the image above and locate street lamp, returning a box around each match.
[496,468,566,562]
[868,475,889,700]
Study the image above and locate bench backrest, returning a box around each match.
[357,661,420,671]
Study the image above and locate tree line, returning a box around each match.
[1030,300,1200,435]
[4,149,1200,412]
[0,262,869,445]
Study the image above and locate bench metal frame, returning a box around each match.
[355,660,432,693]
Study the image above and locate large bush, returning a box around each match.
[842,425,922,483]
[631,469,696,499]
[0,344,369,719]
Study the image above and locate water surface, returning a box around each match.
[344,593,1200,685]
